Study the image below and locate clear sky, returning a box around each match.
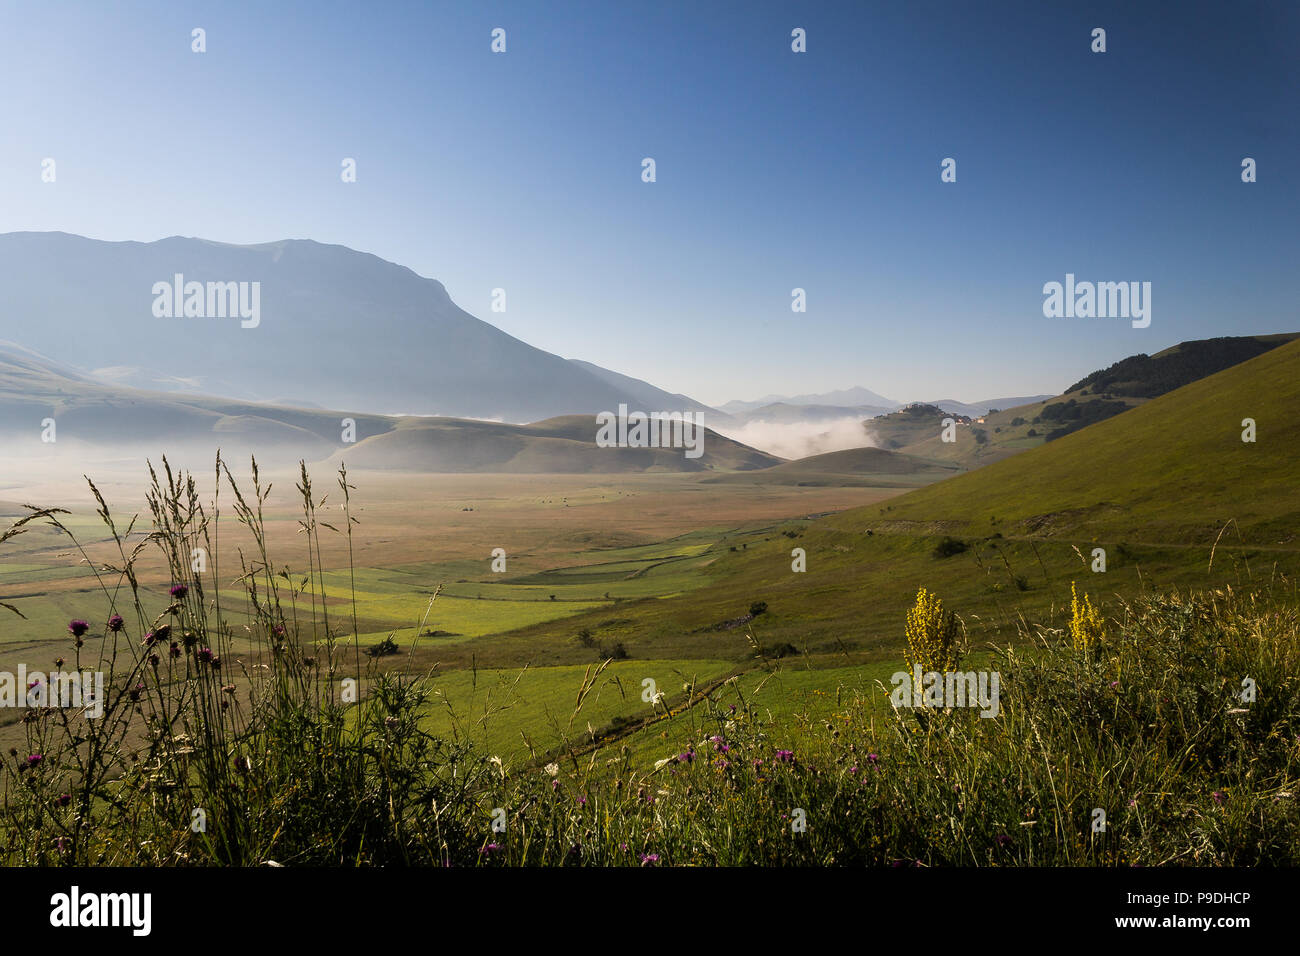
[1,0,1296,406]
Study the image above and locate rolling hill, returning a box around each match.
[328,415,781,473]
[0,342,779,474]
[703,445,959,487]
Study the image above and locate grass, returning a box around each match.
[0,454,1297,866]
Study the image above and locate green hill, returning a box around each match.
[892,333,1300,465]
[511,335,1300,666]
[703,445,960,487]
[864,335,1300,545]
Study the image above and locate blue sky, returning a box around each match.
[1,0,1296,406]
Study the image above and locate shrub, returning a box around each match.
[932,536,967,558]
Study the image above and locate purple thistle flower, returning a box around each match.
[26,754,43,768]
[170,584,189,600]
[67,620,89,638]
[775,749,794,763]
[107,614,124,633]
[1212,790,1226,805]
[197,647,213,663]
[638,853,660,866]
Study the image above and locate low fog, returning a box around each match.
[712,417,877,461]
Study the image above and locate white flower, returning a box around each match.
[544,762,560,776]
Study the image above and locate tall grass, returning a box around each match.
[2,459,1297,865]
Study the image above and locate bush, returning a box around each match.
[932,536,968,558]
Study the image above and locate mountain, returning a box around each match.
[0,232,707,422]
[719,385,898,414]
[725,402,895,424]
[920,396,1054,418]
[566,360,722,420]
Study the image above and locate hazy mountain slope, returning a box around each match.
[566,360,721,420]
[719,385,898,414]
[921,396,1054,418]
[0,232,700,421]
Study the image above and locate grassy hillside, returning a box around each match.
[891,333,1299,468]
[868,334,1300,544]
[703,446,959,487]
[501,335,1300,670]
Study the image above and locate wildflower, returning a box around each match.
[107,614,124,633]
[26,754,43,768]
[68,620,89,638]
[1212,790,1226,805]
[866,753,879,764]
[775,749,794,763]
[54,657,64,668]
[638,853,660,867]
[480,843,501,855]
[544,762,560,777]
[677,749,694,764]
[148,653,160,667]
[1069,582,1105,651]
[995,834,1013,847]
[904,587,960,674]
[55,794,71,807]
[169,584,189,600]
[128,683,143,702]
[197,647,213,663]
[577,796,587,806]
[169,641,181,659]
[222,684,237,695]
